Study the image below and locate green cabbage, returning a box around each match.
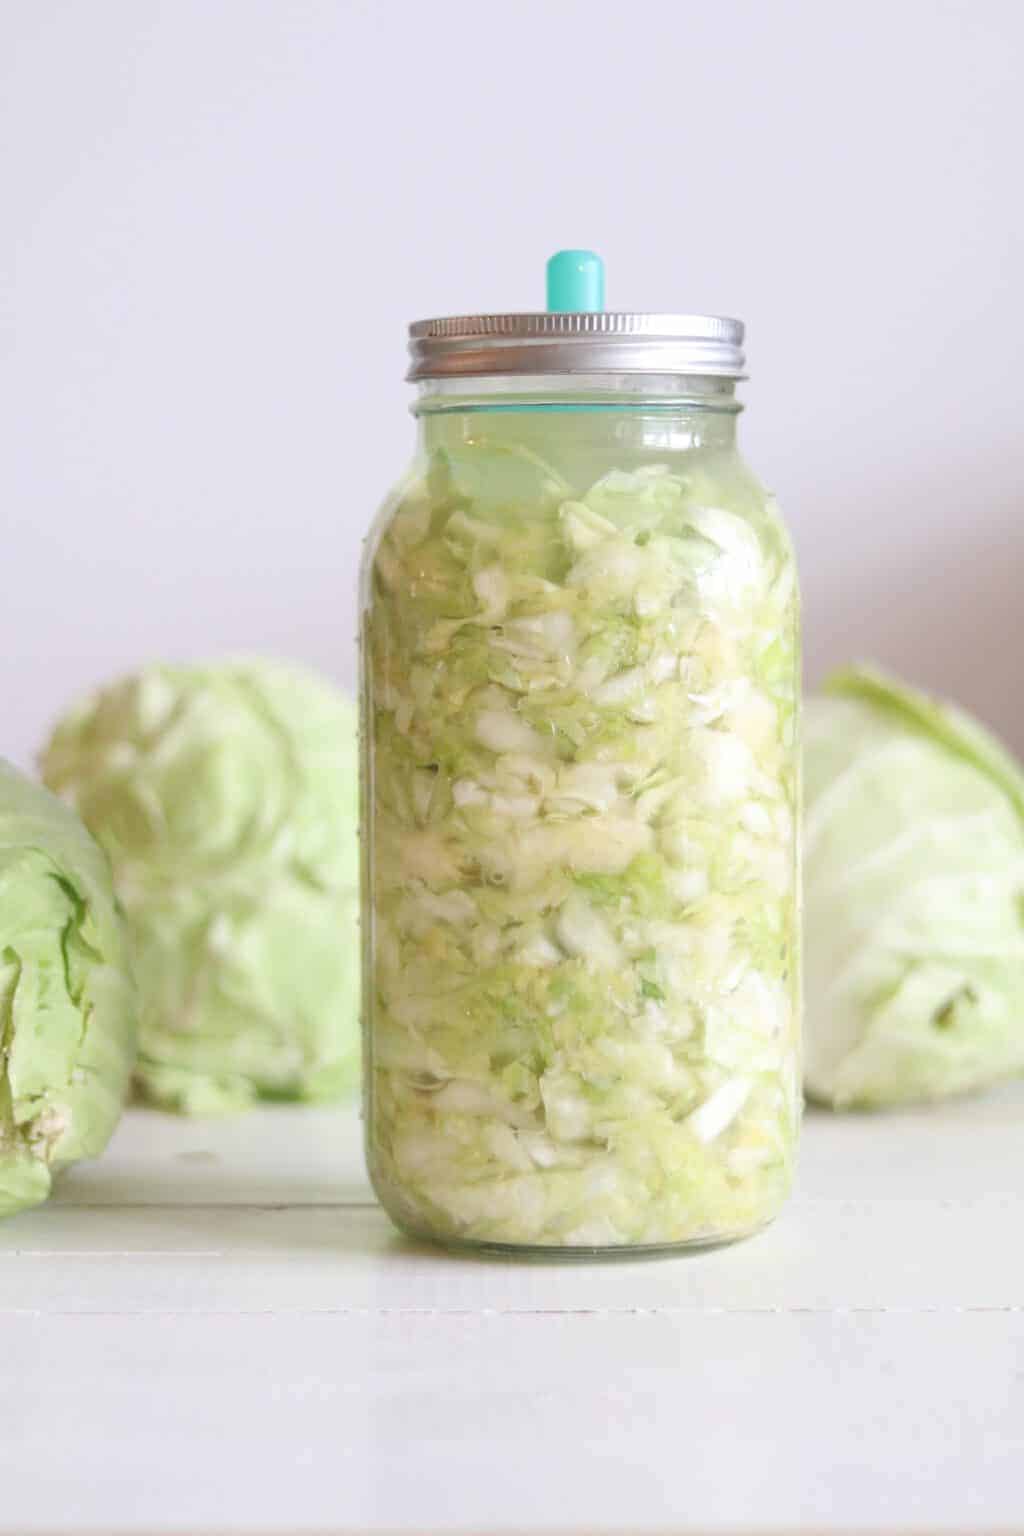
[804,666,1024,1108]
[365,447,799,1247]
[1,760,135,1217]
[41,659,359,1115]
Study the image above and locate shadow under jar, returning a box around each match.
[361,289,801,1254]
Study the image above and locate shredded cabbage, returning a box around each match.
[364,445,799,1247]
[804,666,1024,1108]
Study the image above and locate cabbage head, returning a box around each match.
[41,659,359,1115]
[804,665,1024,1108]
[1,760,135,1217]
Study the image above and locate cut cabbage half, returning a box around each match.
[0,761,136,1217]
[804,666,1024,1108]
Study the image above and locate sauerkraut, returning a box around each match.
[364,443,799,1248]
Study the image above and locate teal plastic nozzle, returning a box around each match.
[546,250,605,313]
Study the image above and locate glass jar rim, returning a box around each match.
[412,373,743,415]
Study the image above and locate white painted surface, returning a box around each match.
[2,1093,1022,1534]
[3,0,1024,771]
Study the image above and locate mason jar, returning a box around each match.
[360,256,800,1253]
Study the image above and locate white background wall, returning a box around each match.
[3,0,1022,770]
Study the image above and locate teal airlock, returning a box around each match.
[546,250,605,313]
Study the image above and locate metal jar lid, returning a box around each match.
[407,311,746,383]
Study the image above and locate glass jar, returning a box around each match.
[361,263,800,1253]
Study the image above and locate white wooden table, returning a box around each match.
[2,1088,1022,1535]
